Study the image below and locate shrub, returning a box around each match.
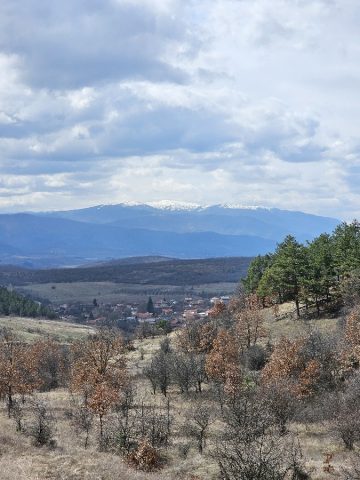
[27,399,56,447]
[127,439,162,472]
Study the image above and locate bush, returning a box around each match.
[27,399,56,447]
[242,344,268,371]
[127,439,162,472]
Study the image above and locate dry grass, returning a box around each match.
[262,301,341,342]
[0,390,177,480]
[0,304,353,479]
[294,422,353,479]
[0,316,94,342]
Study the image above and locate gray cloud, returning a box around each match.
[0,0,359,220]
[0,0,190,89]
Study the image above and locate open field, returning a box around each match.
[19,281,238,305]
[0,393,349,480]
[0,397,172,480]
[0,316,94,342]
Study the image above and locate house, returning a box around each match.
[137,312,156,324]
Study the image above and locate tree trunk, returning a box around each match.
[295,298,300,318]
[7,386,13,418]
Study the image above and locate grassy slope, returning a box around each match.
[0,304,350,479]
[0,395,172,480]
[262,302,341,341]
[0,316,94,342]
[128,311,348,479]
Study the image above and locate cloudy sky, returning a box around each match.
[0,0,359,219]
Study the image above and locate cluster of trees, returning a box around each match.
[0,328,170,471]
[144,337,207,397]
[0,286,56,318]
[2,263,360,477]
[0,330,67,417]
[243,220,360,316]
[140,281,360,477]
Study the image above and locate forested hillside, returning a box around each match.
[243,220,360,316]
[0,257,251,286]
[0,287,56,318]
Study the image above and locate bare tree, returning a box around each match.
[334,374,360,450]
[184,402,212,454]
[213,390,308,479]
[192,353,207,393]
[113,385,138,453]
[144,350,171,397]
[261,380,299,435]
[171,352,196,394]
[69,397,94,448]
[11,399,25,433]
[139,400,172,448]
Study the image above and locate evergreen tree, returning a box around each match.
[303,234,337,315]
[333,220,360,277]
[146,296,155,314]
[242,254,272,294]
[257,236,307,317]
[0,287,56,319]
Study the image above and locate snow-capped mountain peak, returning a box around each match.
[115,201,271,212]
[217,203,273,211]
[142,200,203,211]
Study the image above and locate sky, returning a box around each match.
[0,0,359,220]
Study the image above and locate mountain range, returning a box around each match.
[0,202,340,268]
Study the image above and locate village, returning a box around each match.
[54,293,232,335]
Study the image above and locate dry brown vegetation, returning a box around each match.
[0,293,360,479]
[0,316,94,342]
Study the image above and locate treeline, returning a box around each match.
[242,220,360,316]
[0,286,56,318]
[0,257,251,286]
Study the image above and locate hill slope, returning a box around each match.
[46,202,339,241]
[0,203,340,267]
[0,257,252,286]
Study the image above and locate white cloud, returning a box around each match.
[0,0,359,220]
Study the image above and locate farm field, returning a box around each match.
[19,281,238,305]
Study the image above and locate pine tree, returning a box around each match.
[146,296,155,314]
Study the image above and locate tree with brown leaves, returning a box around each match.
[205,329,242,397]
[0,329,40,416]
[176,320,217,354]
[70,329,127,444]
[261,336,322,398]
[232,294,266,352]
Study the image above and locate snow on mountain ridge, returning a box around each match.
[214,204,273,211]
[114,201,272,212]
[146,200,203,211]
